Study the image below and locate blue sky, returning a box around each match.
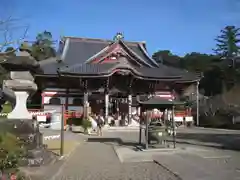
[1,0,240,56]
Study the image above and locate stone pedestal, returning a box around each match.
[8,91,32,119]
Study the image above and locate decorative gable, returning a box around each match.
[87,41,152,67]
[92,43,123,64]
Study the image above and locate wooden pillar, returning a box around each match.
[104,91,109,124]
[127,77,133,125]
[65,88,69,110]
[136,95,141,116]
[196,81,200,126]
[128,94,132,125]
[83,80,88,118]
[116,99,119,119]
[137,106,141,116]
[104,78,109,125]
[172,105,176,148]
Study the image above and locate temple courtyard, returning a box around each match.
[26,127,240,180]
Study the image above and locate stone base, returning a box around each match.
[136,144,176,152]
[20,147,58,167]
[0,118,35,137]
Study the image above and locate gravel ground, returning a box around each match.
[52,142,178,180]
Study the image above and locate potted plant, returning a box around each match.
[70,118,84,133]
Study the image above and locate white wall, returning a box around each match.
[42,88,84,113]
[42,88,83,105]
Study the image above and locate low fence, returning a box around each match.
[0,104,84,130]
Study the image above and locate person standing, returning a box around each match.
[96,114,104,136]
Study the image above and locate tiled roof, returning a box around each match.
[60,63,115,76]
[59,59,200,82]
[39,36,160,75]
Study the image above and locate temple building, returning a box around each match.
[1,33,200,126]
[34,33,199,125]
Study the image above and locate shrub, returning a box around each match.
[70,117,83,126]
[0,132,25,174]
[81,118,92,131]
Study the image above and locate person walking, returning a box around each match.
[96,114,104,136]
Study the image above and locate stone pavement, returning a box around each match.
[103,127,240,151]
[51,142,179,180]
[26,128,240,180]
[153,150,240,180]
[113,144,240,180]
[102,129,240,180]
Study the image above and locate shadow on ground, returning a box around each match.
[88,130,240,151]
[175,132,240,151]
[87,137,171,150]
[87,137,141,149]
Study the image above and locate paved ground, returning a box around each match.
[40,128,82,156]
[28,127,240,180]
[102,128,240,180]
[153,150,240,180]
[51,142,178,180]
[103,126,240,150]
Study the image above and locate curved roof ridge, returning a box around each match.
[63,36,147,45]
[119,40,153,67]
[85,42,114,63]
[138,43,159,67]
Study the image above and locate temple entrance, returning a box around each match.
[84,94,133,127]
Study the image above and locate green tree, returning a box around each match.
[214,26,240,67]
[31,31,56,61]
[152,50,224,96]
[182,53,220,72]
[152,50,182,68]
[152,50,219,72]
[200,66,224,96]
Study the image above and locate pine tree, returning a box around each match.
[214,26,240,68]
[31,31,57,61]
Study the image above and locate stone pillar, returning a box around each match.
[104,92,109,124]
[128,94,132,125]
[8,91,32,119]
